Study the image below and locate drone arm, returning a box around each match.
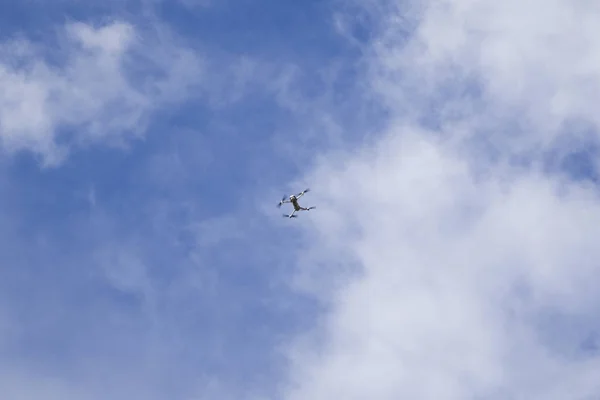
[297,188,310,197]
[277,197,291,207]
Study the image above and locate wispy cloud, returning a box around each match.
[0,19,204,166]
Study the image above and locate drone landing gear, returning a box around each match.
[283,214,298,218]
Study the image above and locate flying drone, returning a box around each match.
[277,188,315,218]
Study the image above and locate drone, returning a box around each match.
[277,188,315,218]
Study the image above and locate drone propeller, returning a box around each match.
[277,195,287,208]
[283,214,297,218]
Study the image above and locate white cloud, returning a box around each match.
[284,128,600,400]
[364,0,600,152]
[0,20,204,166]
[280,1,600,399]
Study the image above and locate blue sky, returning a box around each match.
[3,0,600,399]
[0,1,362,398]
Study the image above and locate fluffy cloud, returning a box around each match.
[281,1,600,399]
[0,20,204,166]
[284,129,600,399]
[367,0,600,151]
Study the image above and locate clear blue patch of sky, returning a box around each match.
[543,119,600,184]
[531,307,600,361]
[157,0,352,62]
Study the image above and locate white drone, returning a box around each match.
[277,188,315,218]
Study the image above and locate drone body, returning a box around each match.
[277,188,315,218]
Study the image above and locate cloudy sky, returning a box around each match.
[2,0,600,399]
